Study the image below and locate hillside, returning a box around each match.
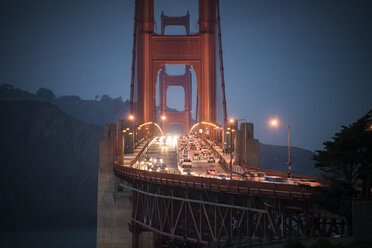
[0,84,180,126]
[0,84,129,126]
[259,143,320,176]
[0,101,103,229]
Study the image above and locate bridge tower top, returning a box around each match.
[130,0,227,128]
[161,10,190,35]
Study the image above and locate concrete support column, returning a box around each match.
[239,123,259,168]
[97,124,134,248]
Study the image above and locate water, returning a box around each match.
[0,226,96,248]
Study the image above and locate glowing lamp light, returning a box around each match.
[161,115,166,120]
[129,115,134,121]
[229,118,234,124]
[270,119,279,127]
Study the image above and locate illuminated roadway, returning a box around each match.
[138,136,230,179]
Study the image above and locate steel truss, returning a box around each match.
[120,179,346,247]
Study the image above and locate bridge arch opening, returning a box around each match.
[166,86,185,112]
[166,123,184,136]
[155,64,197,134]
[163,26,188,35]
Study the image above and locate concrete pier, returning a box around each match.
[96,124,133,248]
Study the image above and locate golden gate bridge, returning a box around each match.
[97,1,346,247]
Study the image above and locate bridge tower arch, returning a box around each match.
[158,11,193,134]
[131,0,226,128]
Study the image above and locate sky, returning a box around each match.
[1,0,371,151]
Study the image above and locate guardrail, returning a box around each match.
[202,137,234,174]
[202,138,326,184]
[113,164,312,199]
[130,139,152,166]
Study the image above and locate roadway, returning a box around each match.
[136,135,229,178]
[133,135,322,186]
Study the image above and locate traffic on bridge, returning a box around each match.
[131,134,321,187]
[97,0,347,247]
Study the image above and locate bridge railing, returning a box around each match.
[113,164,312,199]
[130,139,152,166]
[203,136,327,184]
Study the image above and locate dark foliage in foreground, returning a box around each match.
[311,110,372,234]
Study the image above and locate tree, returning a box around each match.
[312,110,372,234]
[100,94,112,102]
[36,87,56,100]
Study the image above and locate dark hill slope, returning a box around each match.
[259,143,320,176]
[0,101,103,228]
[0,84,179,126]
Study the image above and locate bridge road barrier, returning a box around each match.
[203,138,327,185]
[113,164,313,199]
[202,137,242,176]
[241,164,327,184]
[130,139,152,167]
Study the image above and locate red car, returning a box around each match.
[207,168,217,175]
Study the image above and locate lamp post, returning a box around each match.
[161,115,166,136]
[146,127,149,160]
[270,119,292,178]
[129,115,135,148]
[122,129,127,165]
[229,118,235,180]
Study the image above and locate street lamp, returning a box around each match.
[229,118,236,180]
[146,127,149,160]
[128,115,135,148]
[122,129,127,165]
[270,118,292,178]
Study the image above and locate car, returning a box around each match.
[193,153,200,160]
[215,174,229,180]
[284,178,299,185]
[264,176,286,184]
[181,161,192,168]
[207,157,215,163]
[159,164,168,172]
[247,172,266,182]
[297,179,321,187]
[154,156,163,163]
[242,170,256,175]
[183,158,192,163]
[182,168,193,175]
[148,164,160,172]
[231,175,241,181]
[207,168,217,175]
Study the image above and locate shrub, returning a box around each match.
[283,241,307,248]
[311,238,333,248]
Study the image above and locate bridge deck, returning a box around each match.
[114,164,312,199]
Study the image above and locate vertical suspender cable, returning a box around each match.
[195,96,199,123]
[216,0,228,126]
[129,0,138,115]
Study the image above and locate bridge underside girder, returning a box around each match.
[116,170,346,245]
